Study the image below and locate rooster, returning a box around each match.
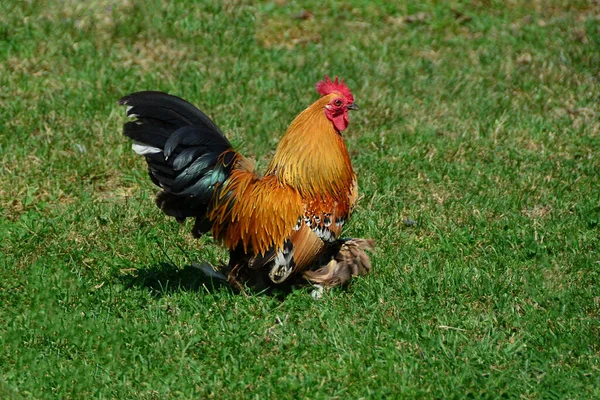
[119,76,373,290]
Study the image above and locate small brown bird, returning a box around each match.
[119,76,373,289]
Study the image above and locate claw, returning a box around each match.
[310,284,325,300]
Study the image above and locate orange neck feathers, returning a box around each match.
[266,94,355,198]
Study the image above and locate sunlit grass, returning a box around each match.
[1,0,599,398]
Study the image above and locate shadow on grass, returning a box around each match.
[121,262,300,300]
[121,262,233,297]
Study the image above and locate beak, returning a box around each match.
[347,103,359,111]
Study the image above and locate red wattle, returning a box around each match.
[332,113,349,132]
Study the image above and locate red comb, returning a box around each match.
[316,75,354,103]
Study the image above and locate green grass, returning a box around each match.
[1,0,599,398]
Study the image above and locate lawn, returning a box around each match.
[1,0,599,398]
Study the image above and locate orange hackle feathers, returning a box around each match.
[266,94,355,200]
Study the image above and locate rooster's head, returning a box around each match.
[316,76,357,132]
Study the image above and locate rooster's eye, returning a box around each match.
[333,99,343,107]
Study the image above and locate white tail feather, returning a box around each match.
[132,142,162,155]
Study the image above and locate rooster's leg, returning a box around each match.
[227,263,248,294]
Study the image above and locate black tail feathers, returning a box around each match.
[120,91,235,234]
